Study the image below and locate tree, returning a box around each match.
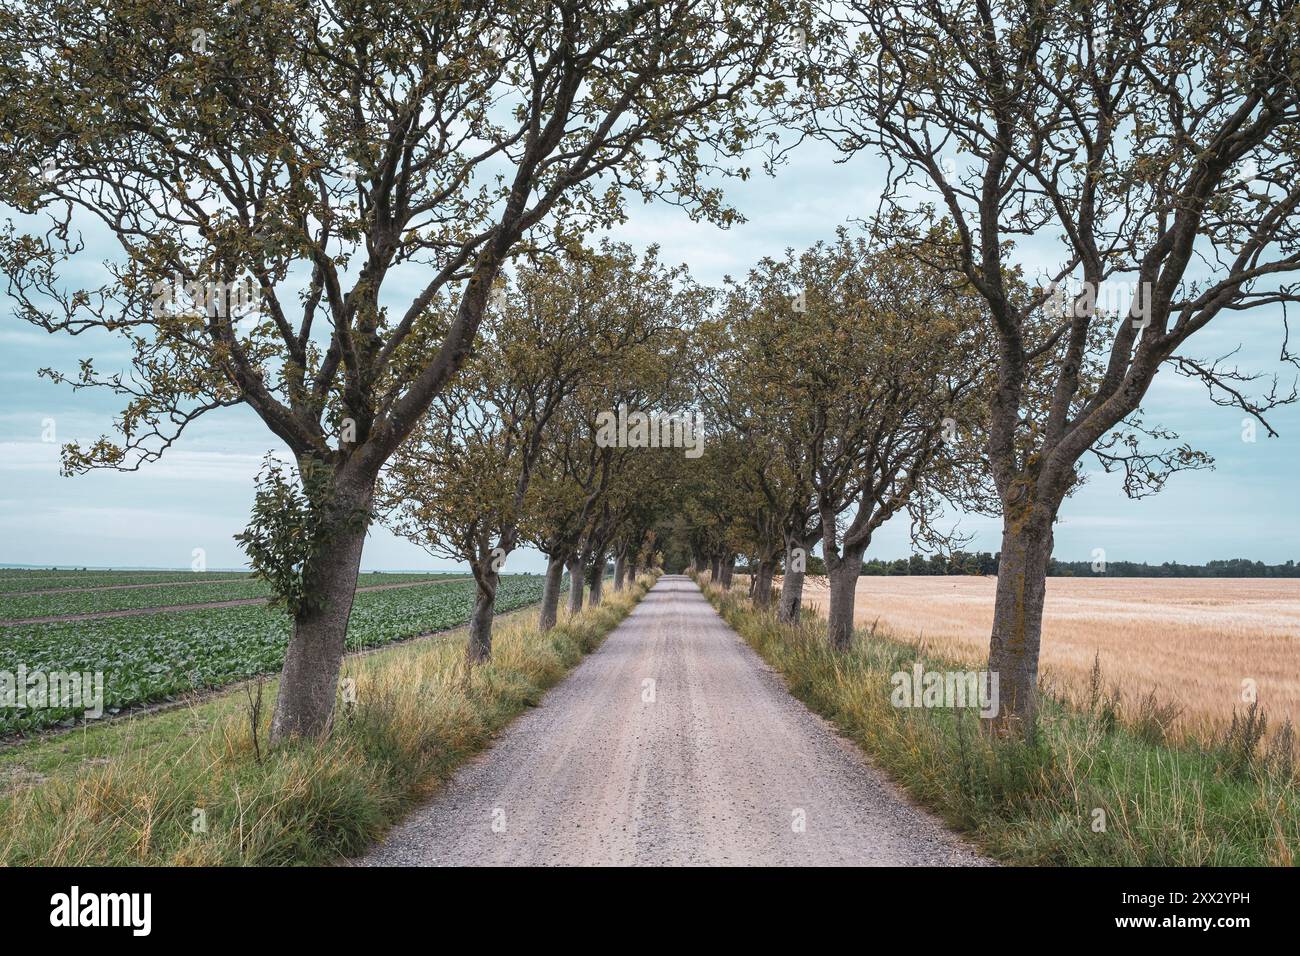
[817,0,1300,731]
[524,411,613,629]
[0,0,797,739]
[603,450,680,591]
[701,290,824,618]
[380,243,669,661]
[519,249,703,622]
[710,433,785,602]
[669,429,752,590]
[573,282,705,604]
[710,232,990,646]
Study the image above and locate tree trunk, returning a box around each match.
[466,564,498,663]
[269,490,371,744]
[752,558,775,608]
[825,557,863,650]
[588,554,605,607]
[709,555,722,584]
[777,542,805,624]
[538,552,565,632]
[986,519,1054,736]
[720,553,735,590]
[613,550,627,591]
[566,555,585,613]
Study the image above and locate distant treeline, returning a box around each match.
[866,554,1300,577]
[770,553,1300,578]
[1044,558,1300,578]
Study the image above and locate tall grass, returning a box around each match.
[0,576,656,866]
[701,580,1298,866]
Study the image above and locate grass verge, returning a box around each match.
[700,579,1298,866]
[0,574,657,865]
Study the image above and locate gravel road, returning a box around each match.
[359,574,988,867]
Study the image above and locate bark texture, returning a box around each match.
[466,565,498,664]
[269,488,372,743]
[720,554,735,590]
[777,555,805,624]
[567,555,585,613]
[986,519,1054,735]
[538,553,565,631]
[752,559,775,608]
[825,558,864,650]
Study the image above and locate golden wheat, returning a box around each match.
[794,575,1300,745]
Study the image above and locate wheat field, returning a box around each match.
[795,576,1300,744]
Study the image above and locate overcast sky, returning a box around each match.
[1,139,1296,572]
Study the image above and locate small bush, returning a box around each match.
[1133,689,1182,748]
[1219,700,1269,779]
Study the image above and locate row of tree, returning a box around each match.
[378,242,695,660]
[0,0,809,741]
[1050,558,1300,579]
[861,554,1000,577]
[3,1,1298,741]
[643,0,1300,736]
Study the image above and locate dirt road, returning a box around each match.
[360,575,987,867]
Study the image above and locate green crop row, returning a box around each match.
[0,579,272,620]
[0,571,466,620]
[0,568,459,595]
[0,575,545,735]
[0,570,256,591]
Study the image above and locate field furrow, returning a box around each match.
[0,574,470,623]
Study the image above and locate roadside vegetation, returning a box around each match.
[699,578,1298,866]
[0,574,656,866]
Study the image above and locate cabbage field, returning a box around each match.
[0,570,461,620]
[0,571,546,735]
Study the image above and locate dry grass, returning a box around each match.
[795,575,1300,747]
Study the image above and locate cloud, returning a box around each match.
[0,441,281,485]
